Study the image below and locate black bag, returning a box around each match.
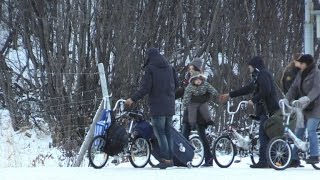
[133,120,154,140]
[264,110,296,139]
[104,122,128,156]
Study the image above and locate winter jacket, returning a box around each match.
[131,48,179,116]
[183,81,218,107]
[229,56,279,116]
[286,63,320,119]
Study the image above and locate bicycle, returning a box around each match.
[88,99,151,169]
[212,100,260,168]
[266,99,320,170]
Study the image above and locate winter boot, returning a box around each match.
[154,159,174,169]
[305,156,319,164]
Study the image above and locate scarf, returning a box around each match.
[300,62,316,95]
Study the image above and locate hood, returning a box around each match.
[189,71,206,83]
[248,56,265,70]
[144,48,169,68]
[189,58,203,71]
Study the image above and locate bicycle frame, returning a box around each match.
[225,101,259,150]
[279,99,309,152]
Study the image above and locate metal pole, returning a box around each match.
[304,0,314,56]
[98,63,111,110]
[73,100,104,167]
[74,63,111,167]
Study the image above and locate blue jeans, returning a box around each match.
[292,117,320,160]
[259,115,269,163]
[151,116,173,160]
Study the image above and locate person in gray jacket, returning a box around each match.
[285,54,320,167]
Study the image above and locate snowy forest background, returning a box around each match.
[1,0,320,167]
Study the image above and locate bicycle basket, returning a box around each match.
[94,109,112,137]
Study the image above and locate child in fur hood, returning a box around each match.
[182,71,218,128]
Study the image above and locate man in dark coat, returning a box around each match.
[220,56,279,168]
[125,48,179,169]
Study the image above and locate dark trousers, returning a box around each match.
[259,115,269,163]
[182,113,213,162]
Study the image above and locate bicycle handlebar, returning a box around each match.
[113,99,126,111]
[279,99,299,116]
[227,101,248,115]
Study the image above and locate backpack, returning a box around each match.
[133,120,154,139]
[264,110,296,139]
[104,122,128,156]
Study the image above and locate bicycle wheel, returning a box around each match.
[266,137,291,170]
[212,135,236,168]
[129,137,151,168]
[250,137,260,165]
[88,135,109,169]
[148,155,159,167]
[189,136,204,167]
[312,127,320,170]
[312,162,320,170]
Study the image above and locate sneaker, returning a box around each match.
[289,160,302,168]
[305,156,319,164]
[249,162,268,168]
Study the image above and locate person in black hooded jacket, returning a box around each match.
[125,48,179,169]
[219,56,279,168]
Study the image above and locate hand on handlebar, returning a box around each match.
[294,96,310,109]
[125,98,134,107]
[248,100,254,106]
[219,93,229,103]
[279,98,289,106]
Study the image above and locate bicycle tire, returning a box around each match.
[250,137,260,165]
[189,136,204,167]
[212,135,236,168]
[129,137,151,168]
[88,135,109,169]
[148,155,159,167]
[312,127,320,170]
[266,137,291,170]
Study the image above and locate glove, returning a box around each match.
[280,98,289,106]
[296,96,310,109]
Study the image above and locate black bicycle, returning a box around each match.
[88,99,151,169]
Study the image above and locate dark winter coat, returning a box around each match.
[229,56,279,116]
[131,48,179,116]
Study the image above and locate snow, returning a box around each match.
[1,109,320,180]
[1,161,319,180]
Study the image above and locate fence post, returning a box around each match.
[73,63,110,167]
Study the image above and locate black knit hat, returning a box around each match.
[247,56,265,70]
[296,54,314,65]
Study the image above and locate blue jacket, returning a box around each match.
[131,48,179,116]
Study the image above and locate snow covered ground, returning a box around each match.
[1,160,319,180]
[1,109,320,180]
